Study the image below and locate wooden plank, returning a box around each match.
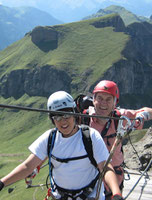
[123,170,152,200]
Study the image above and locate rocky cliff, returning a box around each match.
[0,65,71,99]
[124,127,152,172]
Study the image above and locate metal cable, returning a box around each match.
[0,103,135,121]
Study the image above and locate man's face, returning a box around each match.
[93,92,115,116]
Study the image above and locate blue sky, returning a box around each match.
[0,0,152,22]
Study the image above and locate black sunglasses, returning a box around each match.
[52,114,72,122]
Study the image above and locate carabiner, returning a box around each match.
[117,116,132,137]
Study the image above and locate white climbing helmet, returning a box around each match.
[47,91,76,111]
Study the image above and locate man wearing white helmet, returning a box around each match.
[0,91,124,200]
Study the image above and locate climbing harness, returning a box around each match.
[47,125,99,200]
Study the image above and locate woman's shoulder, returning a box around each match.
[86,126,102,141]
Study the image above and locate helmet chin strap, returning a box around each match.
[113,97,117,107]
[110,99,117,117]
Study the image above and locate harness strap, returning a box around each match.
[48,130,57,192]
[100,109,121,139]
[101,119,112,138]
[48,128,57,155]
[54,173,100,199]
[51,154,88,163]
[114,166,123,175]
[81,125,97,168]
[104,133,117,139]
[104,133,117,146]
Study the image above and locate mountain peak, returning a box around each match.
[84,5,152,26]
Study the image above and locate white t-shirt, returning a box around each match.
[29,126,109,200]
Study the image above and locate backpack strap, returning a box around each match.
[113,109,121,130]
[80,125,97,168]
[47,128,57,157]
[47,128,57,192]
[81,109,90,125]
[101,119,112,138]
[101,109,121,139]
[100,109,121,146]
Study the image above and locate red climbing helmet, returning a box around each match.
[93,80,119,103]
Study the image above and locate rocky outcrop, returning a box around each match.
[0,65,71,99]
[91,14,126,32]
[123,127,152,171]
[30,26,58,51]
[126,22,152,63]
[100,59,152,95]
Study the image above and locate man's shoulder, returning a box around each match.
[115,107,127,115]
[88,106,95,114]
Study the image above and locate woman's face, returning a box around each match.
[53,114,77,137]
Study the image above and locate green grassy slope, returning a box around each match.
[0,14,129,91]
[0,95,51,200]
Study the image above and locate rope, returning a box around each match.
[95,136,122,200]
[0,103,135,121]
[127,134,144,170]
[124,158,152,199]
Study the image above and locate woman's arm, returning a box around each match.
[1,153,43,187]
[98,162,121,196]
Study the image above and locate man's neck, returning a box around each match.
[96,111,113,126]
[97,118,108,126]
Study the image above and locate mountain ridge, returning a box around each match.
[0,13,152,109]
[83,5,152,26]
